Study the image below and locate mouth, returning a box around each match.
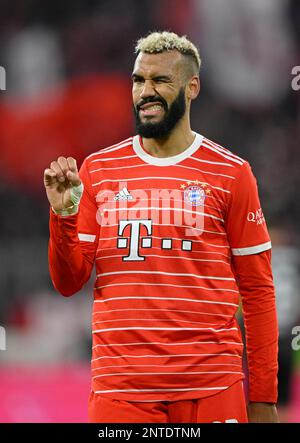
[138,102,165,118]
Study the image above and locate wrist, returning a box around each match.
[50,182,84,217]
[51,204,79,217]
[249,402,276,406]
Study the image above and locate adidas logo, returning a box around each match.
[114,187,133,201]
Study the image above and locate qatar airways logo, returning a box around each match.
[247,208,265,226]
[95,181,205,237]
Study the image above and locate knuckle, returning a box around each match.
[67,157,77,169]
[57,157,68,172]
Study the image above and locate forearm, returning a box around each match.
[48,209,94,296]
[244,287,278,403]
[233,251,278,403]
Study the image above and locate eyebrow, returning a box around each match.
[131,73,172,82]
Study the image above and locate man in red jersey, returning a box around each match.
[44,31,279,423]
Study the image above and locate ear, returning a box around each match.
[186,76,200,101]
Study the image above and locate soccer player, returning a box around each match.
[44,31,279,423]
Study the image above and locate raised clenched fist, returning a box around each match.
[44,156,82,212]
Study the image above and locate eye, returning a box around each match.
[132,76,144,84]
[154,77,170,84]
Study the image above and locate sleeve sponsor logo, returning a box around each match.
[247,208,265,225]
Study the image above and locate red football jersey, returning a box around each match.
[70,133,272,401]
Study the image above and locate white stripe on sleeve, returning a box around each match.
[78,233,96,242]
[231,241,271,256]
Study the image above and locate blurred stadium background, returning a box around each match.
[0,0,300,423]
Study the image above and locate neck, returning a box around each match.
[142,115,195,158]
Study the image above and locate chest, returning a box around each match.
[92,168,230,244]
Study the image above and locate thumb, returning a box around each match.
[66,170,81,186]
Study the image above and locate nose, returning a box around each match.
[140,79,156,99]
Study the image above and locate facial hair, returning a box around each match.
[133,88,186,139]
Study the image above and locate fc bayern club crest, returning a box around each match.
[181,180,212,206]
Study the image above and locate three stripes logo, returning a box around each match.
[114,187,133,201]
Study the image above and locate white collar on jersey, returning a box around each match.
[132,131,204,166]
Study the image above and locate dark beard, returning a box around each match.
[133,88,186,139]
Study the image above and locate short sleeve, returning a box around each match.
[77,159,99,244]
[226,162,271,256]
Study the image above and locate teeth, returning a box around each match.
[146,105,162,111]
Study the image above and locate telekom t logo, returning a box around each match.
[117,219,193,261]
[118,219,152,261]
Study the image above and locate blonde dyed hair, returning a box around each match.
[135,31,201,73]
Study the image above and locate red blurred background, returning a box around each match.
[0,0,300,422]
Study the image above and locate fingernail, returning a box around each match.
[59,177,65,182]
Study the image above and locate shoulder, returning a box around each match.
[79,136,134,187]
[199,136,247,173]
[84,136,134,166]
